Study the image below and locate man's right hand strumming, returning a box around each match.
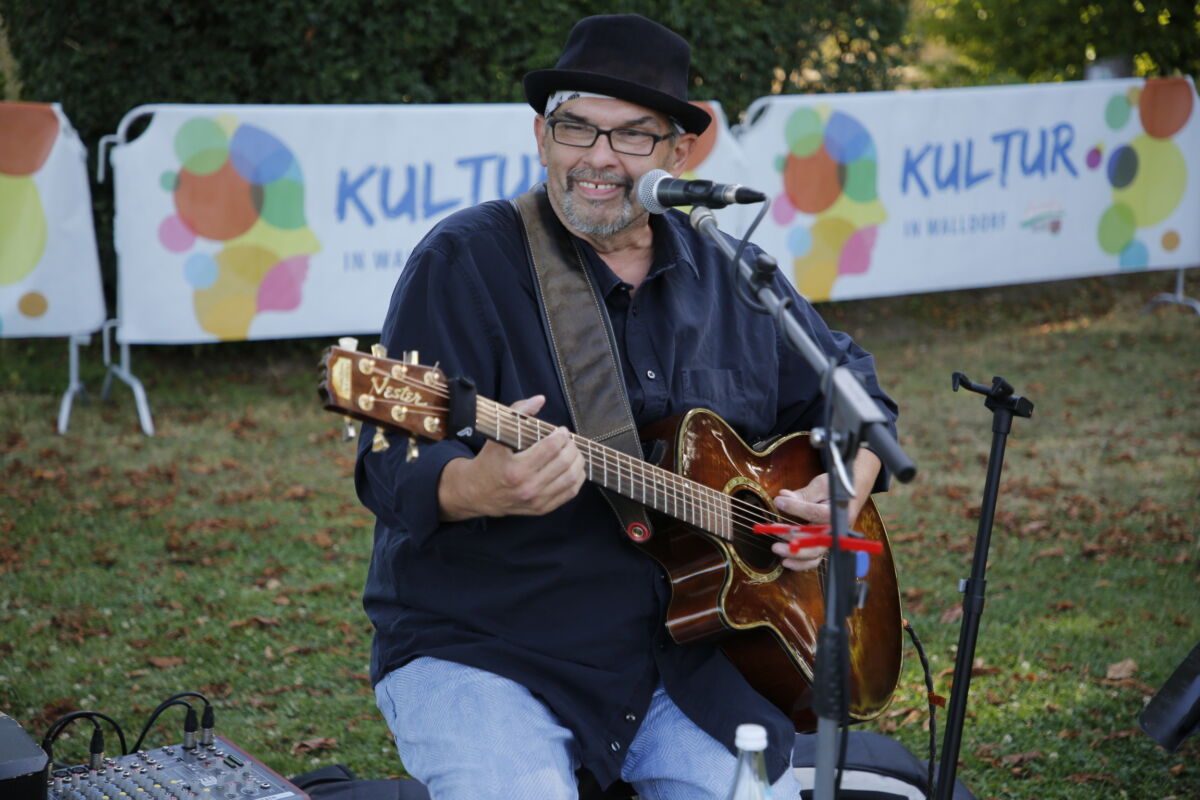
[437,394,587,521]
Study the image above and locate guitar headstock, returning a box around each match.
[318,338,451,443]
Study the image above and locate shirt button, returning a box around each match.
[625,713,637,723]
[646,370,656,380]
[610,741,621,752]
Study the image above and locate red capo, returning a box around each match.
[752,523,884,555]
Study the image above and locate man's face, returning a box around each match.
[535,97,693,241]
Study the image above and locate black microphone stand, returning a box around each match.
[690,207,916,800]
[934,373,1033,800]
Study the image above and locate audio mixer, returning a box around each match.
[46,736,308,800]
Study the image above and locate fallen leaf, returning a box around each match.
[1031,546,1065,562]
[1106,658,1137,680]
[283,485,313,500]
[940,605,963,624]
[147,656,184,669]
[1067,772,1119,785]
[292,737,338,755]
[1001,750,1041,766]
[1090,728,1140,748]
[229,616,280,629]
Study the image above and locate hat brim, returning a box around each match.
[524,68,712,136]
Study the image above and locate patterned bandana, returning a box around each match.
[544,89,685,134]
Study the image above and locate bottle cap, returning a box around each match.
[734,723,768,751]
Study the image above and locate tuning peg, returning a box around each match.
[371,343,388,358]
[342,418,357,442]
[406,438,420,463]
[402,350,420,365]
[338,336,360,351]
[372,428,390,453]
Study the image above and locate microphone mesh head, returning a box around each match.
[637,169,672,215]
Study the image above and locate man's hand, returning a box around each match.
[437,395,587,521]
[770,449,882,571]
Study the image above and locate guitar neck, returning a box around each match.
[476,396,733,540]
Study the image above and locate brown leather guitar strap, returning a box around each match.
[511,184,653,539]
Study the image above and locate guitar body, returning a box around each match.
[638,409,903,733]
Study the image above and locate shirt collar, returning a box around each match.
[572,211,702,297]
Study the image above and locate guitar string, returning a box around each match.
[355,364,837,555]
[360,366,812,556]
[356,366,764,533]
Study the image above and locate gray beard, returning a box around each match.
[560,174,638,238]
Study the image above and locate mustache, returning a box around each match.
[566,168,632,191]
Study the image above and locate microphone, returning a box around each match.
[637,169,766,214]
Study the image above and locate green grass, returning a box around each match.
[2,270,1197,798]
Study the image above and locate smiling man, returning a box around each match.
[356,14,898,800]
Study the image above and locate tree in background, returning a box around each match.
[0,0,908,298]
[0,1,908,156]
[913,0,1200,86]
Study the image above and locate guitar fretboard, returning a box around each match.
[476,396,733,540]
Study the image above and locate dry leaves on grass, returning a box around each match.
[1067,772,1120,785]
[292,737,338,755]
[1106,658,1137,680]
[147,656,185,669]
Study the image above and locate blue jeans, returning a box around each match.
[375,656,800,800]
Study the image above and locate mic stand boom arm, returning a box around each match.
[690,208,915,800]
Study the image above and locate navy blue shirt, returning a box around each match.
[356,196,898,787]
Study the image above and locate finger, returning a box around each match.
[775,491,831,524]
[780,555,825,572]
[535,446,587,500]
[772,541,827,571]
[510,394,547,416]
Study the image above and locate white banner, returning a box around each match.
[737,77,1200,301]
[0,103,105,337]
[111,102,745,344]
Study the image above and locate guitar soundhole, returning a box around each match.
[730,488,780,572]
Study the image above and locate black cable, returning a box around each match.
[729,202,774,315]
[905,620,939,799]
[130,698,194,753]
[42,711,128,761]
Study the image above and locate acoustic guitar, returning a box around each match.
[319,342,902,732]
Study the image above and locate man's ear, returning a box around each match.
[668,133,698,176]
[534,115,548,167]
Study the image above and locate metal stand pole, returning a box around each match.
[690,206,915,800]
[100,319,155,435]
[933,374,1033,800]
[56,333,91,434]
[1143,267,1200,316]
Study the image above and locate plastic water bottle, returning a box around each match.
[725,723,772,799]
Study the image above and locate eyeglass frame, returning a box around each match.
[545,116,676,156]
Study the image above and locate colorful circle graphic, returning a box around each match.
[0,174,48,286]
[1097,203,1136,255]
[18,291,48,318]
[0,104,59,176]
[162,115,320,339]
[1104,95,1131,130]
[1138,77,1193,139]
[174,118,230,177]
[1106,145,1137,189]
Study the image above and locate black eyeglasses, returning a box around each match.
[546,118,674,156]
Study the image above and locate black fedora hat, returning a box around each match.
[524,14,711,136]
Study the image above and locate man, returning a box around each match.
[356,14,897,800]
